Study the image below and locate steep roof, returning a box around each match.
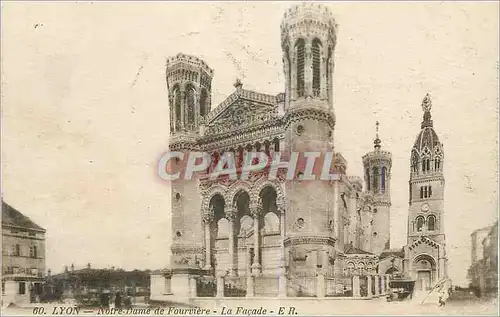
[2,201,45,231]
[344,243,374,255]
[379,248,405,260]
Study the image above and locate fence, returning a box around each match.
[196,276,216,297]
[224,276,246,297]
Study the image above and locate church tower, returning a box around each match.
[362,122,392,255]
[405,94,447,290]
[166,53,214,269]
[280,3,340,284]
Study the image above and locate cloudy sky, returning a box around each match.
[2,2,498,286]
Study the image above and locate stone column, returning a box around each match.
[316,270,326,298]
[277,202,287,297]
[352,275,360,298]
[386,274,391,294]
[374,275,380,296]
[438,256,446,279]
[180,89,185,129]
[203,213,213,270]
[366,275,373,298]
[333,180,339,239]
[380,275,387,294]
[189,276,198,297]
[216,271,225,298]
[246,273,255,298]
[305,41,313,97]
[251,200,262,275]
[226,207,237,276]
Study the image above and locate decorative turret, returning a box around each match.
[362,121,392,255]
[281,3,337,111]
[166,53,213,138]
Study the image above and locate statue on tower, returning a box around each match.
[422,93,432,112]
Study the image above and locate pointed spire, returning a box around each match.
[421,93,433,129]
[374,121,381,150]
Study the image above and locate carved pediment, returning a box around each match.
[206,97,278,135]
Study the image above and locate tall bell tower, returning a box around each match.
[404,94,447,288]
[166,53,214,270]
[281,3,339,289]
[362,122,392,255]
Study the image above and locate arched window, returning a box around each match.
[427,215,436,231]
[365,168,371,191]
[200,89,208,118]
[274,138,280,152]
[173,86,181,130]
[420,187,424,199]
[372,167,379,192]
[416,216,424,232]
[381,166,386,191]
[426,159,430,172]
[422,159,426,172]
[435,157,441,170]
[295,39,305,97]
[312,38,322,96]
[411,151,419,172]
[424,186,428,198]
[185,84,196,127]
[428,186,432,197]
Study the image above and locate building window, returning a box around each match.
[416,216,424,232]
[295,39,305,97]
[381,166,386,191]
[427,215,436,231]
[312,38,321,97]
[199,88,208,118]
[435,157,441,170]
[411,151,419,172]
[29,246,38,258]
[372,167,379,192]
[12,244,20,256]
[420,185,432,199]
[173,86,181,130]
[19,282,26,295]
[365,168,371,191]
[185,84,196,127]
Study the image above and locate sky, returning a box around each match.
[1,2,498,286]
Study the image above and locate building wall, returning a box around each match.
[2,227,46,277]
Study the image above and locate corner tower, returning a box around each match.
[167,53,213,140]
[405,94,447,290]
[166,53,213,270]
[362,122,392,255]
[281,3,339,289]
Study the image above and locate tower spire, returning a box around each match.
[374,121,381,150]
[421,93,433,129]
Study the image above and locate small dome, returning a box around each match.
[412,94,442,153]
[413,126,441,153]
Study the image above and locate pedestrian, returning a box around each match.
[115,292,122,309]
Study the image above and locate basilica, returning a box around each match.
[151,3,448,299]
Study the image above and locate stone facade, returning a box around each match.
[2,201,46,305]
[468,221,498,297]
[152,3,395,299]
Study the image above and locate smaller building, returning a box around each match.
[2,201,46,305]
[47,265,151,305]
[467,220,498,297]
